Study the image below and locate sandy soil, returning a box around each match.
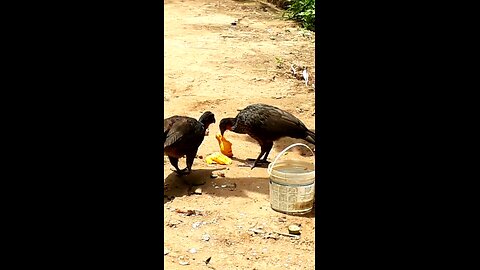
[164,0,316,269]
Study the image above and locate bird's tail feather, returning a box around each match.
[304,129,315,145]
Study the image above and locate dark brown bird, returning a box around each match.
[164,111,216,175]
[219,104,314,169]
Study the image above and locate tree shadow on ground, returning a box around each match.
[164,168,271,203]
[163,168,220,204]
[164,167,316,219]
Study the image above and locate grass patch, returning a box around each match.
[284,0,315,31]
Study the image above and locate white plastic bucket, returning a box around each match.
[268,143,315,215]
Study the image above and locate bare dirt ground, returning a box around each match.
[164,0,316,269]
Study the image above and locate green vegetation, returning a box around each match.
[284,0,315,31]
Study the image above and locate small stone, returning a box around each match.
[192,221,202,229]
[164,248,170,255]
[179,256,190,265]
[202,233,210,241]
[210,173,218,178]
[189,248,197,254]
[193,187,202,194]
[288,224,301,235]
[249,228,265,234]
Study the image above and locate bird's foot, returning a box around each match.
[245,159,270,169]
[259,160,271,165]
[170,168,190,176]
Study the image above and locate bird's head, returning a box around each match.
[219,118,235,136]
[199,111,216,128]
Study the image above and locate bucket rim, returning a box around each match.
[267,143,315,176]
[268,161,315,173]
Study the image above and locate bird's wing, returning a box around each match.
[164,119,203,148]
[257,106,307,133]
[164,130,183,148]
[164,116,183,134]
[164,116,183,145]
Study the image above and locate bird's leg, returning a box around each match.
[252,142,275,169]
[184,152,196,175]
[260,142,273,163]
[168,156,181,171]
[251,149,266,170]
[168,156,188,176]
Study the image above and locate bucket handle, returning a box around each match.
[267,143,315,175]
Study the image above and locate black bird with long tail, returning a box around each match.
[219,104,314,169]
